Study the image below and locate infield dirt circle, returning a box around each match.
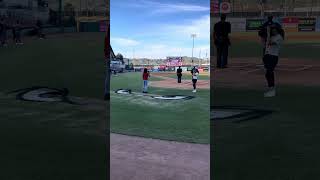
[150,72,210,90]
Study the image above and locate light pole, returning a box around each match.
[191,34,197,66]
[206,51,208,66]
[198,49,201,67]
[59,0,64,32]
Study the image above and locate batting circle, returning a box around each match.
[8,86,82,105]
[152,95,194,100]
[115,89,132,94]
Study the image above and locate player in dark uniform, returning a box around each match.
[214,14,231,68]
[176,66,182,83]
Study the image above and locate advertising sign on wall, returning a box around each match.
[298,17,316,32]
[220,0,231,14]
[246,19,264,31]
[229,18,246,32]
[282,17,299,32]
[315,17,320,32]
[166,57,183,67]
[100,21,107,32]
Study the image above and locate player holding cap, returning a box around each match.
[191,66,199,93]
[263,26,283,97]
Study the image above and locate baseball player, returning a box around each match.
[191,66,199,93]
[263,26,283,97]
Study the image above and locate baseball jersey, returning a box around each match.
[214,21,231,45]
[191,69,199,80]
[143,72,149,80]
[265,34,283,56]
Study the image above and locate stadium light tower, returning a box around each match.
[259,0,266,17]
[191,33,197,66]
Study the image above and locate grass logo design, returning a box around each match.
[115,89,194,100]
[9,86,83,105]
[211,106,274,123]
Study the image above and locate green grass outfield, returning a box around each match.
[212,33,320,179]
[0,33,107,180]
[110,72,210,144]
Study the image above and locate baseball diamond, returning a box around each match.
[110,66,210,180]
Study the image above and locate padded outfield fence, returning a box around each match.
[211,16,320,32]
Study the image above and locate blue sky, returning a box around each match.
[110,0,210,59]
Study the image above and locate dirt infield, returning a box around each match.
[213,58,320,89]
[110,133,210,180]
[150,73,210,90]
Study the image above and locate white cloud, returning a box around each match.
[166,15,210,40]
[124,0,209,14]
[120,44,210,59]
[111,37,140,47]
[110,12,210,59]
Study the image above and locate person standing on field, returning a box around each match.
[0,18,8,46]
[263,26,283,97]
[176,66,182,83]
[142,68,150,93]
[259,15,283,56]
[214,13,231,68]
[191,66,199,93]
[14,20,23,45]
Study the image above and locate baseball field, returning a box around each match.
[0,33,107,180]
[212,32,320,179]
[110,71,210,144]
[110,70,211,179]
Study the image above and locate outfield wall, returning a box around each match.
[212,16,320,32]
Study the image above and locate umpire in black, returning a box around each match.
[214,14,231,69]
[176,66,182,83]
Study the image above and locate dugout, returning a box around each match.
[77,16,107,32]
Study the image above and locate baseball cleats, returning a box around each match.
[264,87,276,97]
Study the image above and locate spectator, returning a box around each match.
[36,20,45,39]
[0,17,7,46]
[14,20,23,45]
